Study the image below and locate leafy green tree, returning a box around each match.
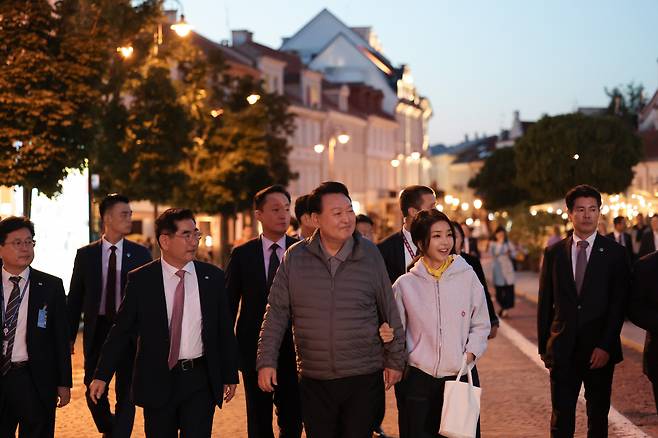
[605,81,644,127]
[468,146,528,211]
[515,113,642,203]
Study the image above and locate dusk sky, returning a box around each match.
[181,0,658,146]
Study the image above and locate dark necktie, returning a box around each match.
[105,245,117,320]
[574,240,589,296]
[1,276,23,375]
[267,243,280,292]
[168,270,186,369]
[618,234,624,246]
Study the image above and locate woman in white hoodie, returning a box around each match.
[393,209,490,438]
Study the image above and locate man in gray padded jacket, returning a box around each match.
[257,181,406,438]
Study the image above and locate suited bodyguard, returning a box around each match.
[638,215,658,258]
[0,216,72,438]
[628,251,658,414]
[89,208,239,438]
[606,215,633,263]
[538,185,629,438]
[67,194,151,437]
[226,185,302,438]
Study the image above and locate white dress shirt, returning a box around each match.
[261,235,286,279]
[613,231,625,246]
[571,232,597,278]
[98,237,123,315]
[161,258,204,360]
[402,227,418,269]
[2,266,30,362]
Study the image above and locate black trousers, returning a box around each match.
[299,371,384,438]
[0,367,56,438]
[495,285,515,310]
[84,316,135,437]
[550,361,614,438]
[400,366,481,438]
[143,360,216,438]
[241,367,302,438]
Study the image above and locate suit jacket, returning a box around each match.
[225,235,297,372]
[0,268,72,405]
[461,252,499,326]
[465,237,480,259]
[638,230,656,258]
[377,231,406,284]
[606,232,634,262]
[628,252,658,381]
[67,239,152,358]
[537,234,629,370]
[94,259,239,409]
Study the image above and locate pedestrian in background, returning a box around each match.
[538,184,629,438]
[356,214,375,242]
[293,194,316,240]
[0,216,72,437]
[489,226,516,318]
[67,193,151,438]
[638,215,658,258]
[394,209,490,438]
[257,182,405,438]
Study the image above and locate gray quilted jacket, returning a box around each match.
[256,231,406,380]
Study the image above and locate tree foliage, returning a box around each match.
[605,81,645,128]
[468,146,528,211]
[515,113,642,203]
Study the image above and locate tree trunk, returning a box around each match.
[22,186,32,218]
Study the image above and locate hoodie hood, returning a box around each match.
[410,254,472,282]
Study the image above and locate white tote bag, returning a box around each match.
[439,356,482,438]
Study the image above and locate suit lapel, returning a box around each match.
[121,240,134,295]
[397,231,406,273]
[256,236,267,289]
[560,237,578,302]
[26,269,45,348]
[153,260,170,335]
[194,262,212,342]
[91,240,103,306]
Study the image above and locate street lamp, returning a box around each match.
[390,158,400,168]
[316,131,350,181]
[314,144,325,154]
[167,0,193,37]
[117,46,134,58]
[246,94,261,105]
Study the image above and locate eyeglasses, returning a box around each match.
[168,230,202,242]
[4,239,36,249]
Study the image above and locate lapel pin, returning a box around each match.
[37,282,43,286]
[127,253,132,258]
[599,248,604,252]
[204,275,209,280]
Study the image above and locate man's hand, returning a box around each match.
[223,384,237,403]
[258,367,277,392]
[590,348,610,369]
[88,379,107,404]
[57,387,71,408]
[488,325,498,340]
[466,352,476,364]
[379,322,394,343]
[384,368,402,390]
[70,341,75,355]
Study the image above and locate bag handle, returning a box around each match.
[454,354,474,388]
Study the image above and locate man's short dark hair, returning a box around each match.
[400,185,435,217]
[0,216,35,245]
[410,209,454,256]
[356,214,374,226]
[155,208,195,246]
[307,182,351,215]
[565,185,602,211]
[613,216,626,226]
[253,185,291,211]
[294,194,310,221]
[99,193,130,218]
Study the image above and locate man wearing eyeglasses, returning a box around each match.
[67,193,151,437]
[0,216,72,437]
[89,208,239,437]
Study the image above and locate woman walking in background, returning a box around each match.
[490,226,516,318]
[393,209,490,438]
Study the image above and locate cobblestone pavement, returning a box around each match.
[53,270,657,437]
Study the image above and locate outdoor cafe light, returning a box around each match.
[314,144,325,154]
[410,151,421,161]
[117,46,134,58]
[337,133,351,144]
[247,94,261,105]
[390,158,401,168]
[473,199,482,209]
[461,202,469,211]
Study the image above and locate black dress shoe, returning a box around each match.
[373,426,390,438]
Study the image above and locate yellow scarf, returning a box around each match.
[422,255,454,280]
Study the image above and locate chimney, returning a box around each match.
[464,134,470,142]
[513,110,520,122]
[232,30,253,46]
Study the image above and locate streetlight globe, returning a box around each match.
[390,158,400,168]
[171,15,193,37]
[410,151,421,161]
[573,153,579,160]
[337,134,350,144]
[247,94,261,105]
[461,202,469,211]
[117,46,134,58]
[314,144,325,154]
[473,199,482,209]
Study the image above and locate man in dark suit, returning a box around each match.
[89,208,239,437]
[628,251,658,414]
[0,216,72,437]
[376,185,435,438]
[226,185,302,438]
[294,194,316,240]
[638,215,658,258]
[461,222,480,259]
[538,185,629,438]
[67,193,151,437]
[606,215,634,263]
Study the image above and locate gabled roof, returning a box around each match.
[234,40,304,73]
[430,136,498,162]
[640,89,658,121]
[640,129,658,161]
